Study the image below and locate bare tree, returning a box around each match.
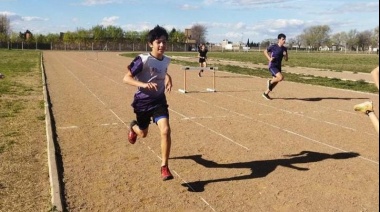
[372,26,379,48]
[190,24,207,45]
[346,29,359,51]
[331,32,348,51]
[357,30,373,51]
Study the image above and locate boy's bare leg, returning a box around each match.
[132,124,148,138]
[265,73,282,94]
[157,118,171,166]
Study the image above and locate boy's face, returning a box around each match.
[150,35,167,57]
[278,37,286,46]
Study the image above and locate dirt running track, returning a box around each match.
[43,51,379,212]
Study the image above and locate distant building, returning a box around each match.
[221,39,240,50]
[185,28,197,51]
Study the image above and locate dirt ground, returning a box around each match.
[43,51,379,212]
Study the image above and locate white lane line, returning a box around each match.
[57,126,78,129]
[180,93,379,165]
[171,169,216,212]
[169,108,250,151]
[53,54,217,210]
[141,140,217,211]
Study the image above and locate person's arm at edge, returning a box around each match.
[371,66,379,90]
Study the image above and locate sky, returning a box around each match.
[0,0,379,43]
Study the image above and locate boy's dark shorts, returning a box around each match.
[269,67,282,77]
[135,104,169,130]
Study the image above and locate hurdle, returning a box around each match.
[178,66,218,93]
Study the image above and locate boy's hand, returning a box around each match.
[144,82,158,91]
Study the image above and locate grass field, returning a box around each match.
[0,49,52,211]
[165,51,379,73]
[0,49,378,211]
[122,51,379,93]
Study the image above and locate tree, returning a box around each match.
[105,25,124,42]
[372,26,379,48]
[346,29,359,51]
[190,24,207,45]
[300,25,331,50]
[91,25,107,42]
[45,33,60,43]
[357,30,372,51]
[125,31,139,42]
[330,32,348,51]
[169,28,186,43]
[0,15,11,41]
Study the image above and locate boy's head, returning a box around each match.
[277,33,286,40]
[147,25,169,44]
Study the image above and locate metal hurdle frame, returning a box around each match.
[178,66,218,93]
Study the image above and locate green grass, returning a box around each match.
[0,50,42,96]
[162,51,378,73]
[121,52,378,93]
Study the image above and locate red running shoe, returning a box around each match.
[128,120,137,144]
[161,165,174,181]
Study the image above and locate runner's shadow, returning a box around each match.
[172,151,359,192]
[274,97,368,101]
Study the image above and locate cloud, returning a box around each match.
[81,0,124,6]
[100,16,119,26]
[180,4,199,10]
[23,16,48,22]
[202,0,289,7]
[0,11,48,22]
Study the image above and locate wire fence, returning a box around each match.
[0,41,205,52]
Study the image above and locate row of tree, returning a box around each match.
[0,14,378,51]
[247,25,379,51]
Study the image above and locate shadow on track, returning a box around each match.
[173,151,360,192]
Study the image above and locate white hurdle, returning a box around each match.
[178,66,218,93]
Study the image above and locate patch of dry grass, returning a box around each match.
[0,50,52,211]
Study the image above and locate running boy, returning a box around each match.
[123,25,174,181]
[262,33,288,100]
[198,43,208,77]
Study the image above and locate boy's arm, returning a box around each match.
[165,73,172,93]
[263,49,272,61]
[123,69,158,91]
[284,50,289,61]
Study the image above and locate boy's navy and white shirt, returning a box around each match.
[128,53,170,112]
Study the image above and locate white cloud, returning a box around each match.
[180,4,199,10]
[23,16,48,22]
[81,0,123,6]
[100,16,119,26]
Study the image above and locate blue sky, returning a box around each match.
[1,0,379,43]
